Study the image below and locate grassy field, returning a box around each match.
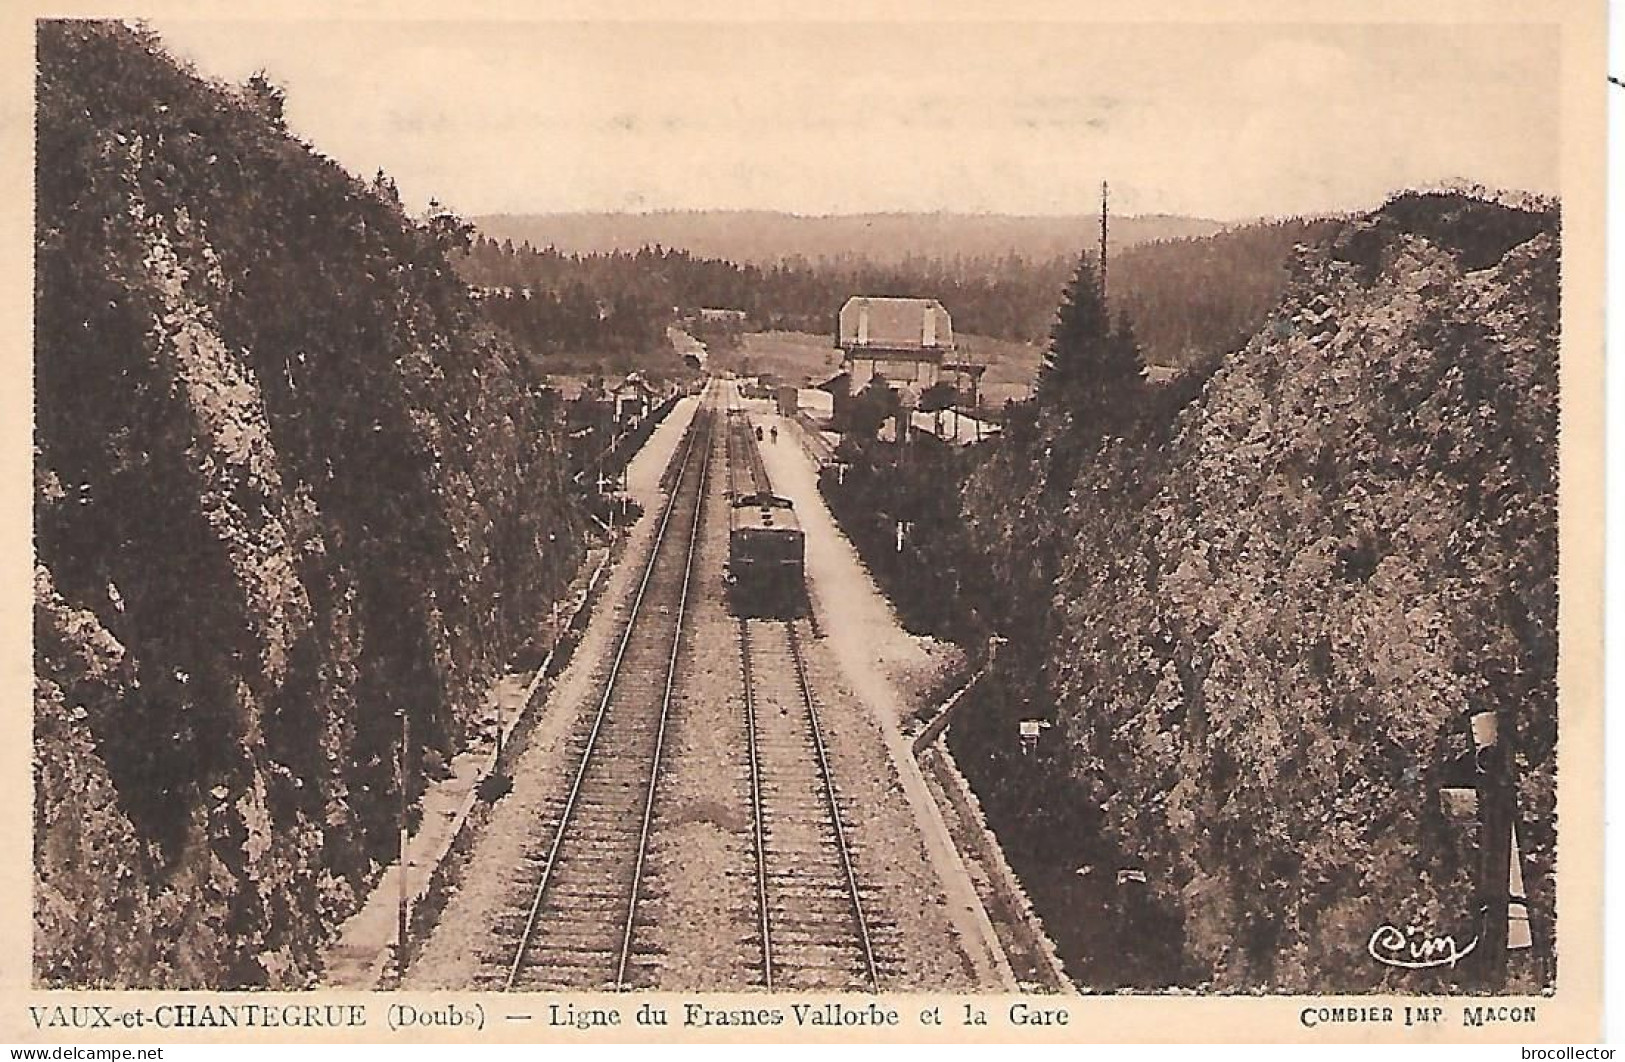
[714,330,844,385]
[955,334,1042,407]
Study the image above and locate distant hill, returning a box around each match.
[471,210,1226,265]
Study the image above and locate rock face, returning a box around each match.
[33,21,584,987]
[958,192,1559,992]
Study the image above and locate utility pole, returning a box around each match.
[1099,180,1110,303]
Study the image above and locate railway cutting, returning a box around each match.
[409,381,997,992]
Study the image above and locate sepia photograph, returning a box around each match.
[20,0,1607,1043]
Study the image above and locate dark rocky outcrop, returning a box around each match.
[34,21,584,987]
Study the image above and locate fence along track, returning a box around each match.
[502,400,713,991]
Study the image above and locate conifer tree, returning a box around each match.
[1107,310,1148,401]
[1037,253,1108,407]
[1037,253,1146,425]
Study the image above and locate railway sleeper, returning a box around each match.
[772,963,871,982]
[510,950,619,972]
[522,935,625,957]
[767,926,875,946]
[770,912,870,933]
[766,893,860,912]
[763,872,850,891]
[534,888,639,910]
[761,860,847,879]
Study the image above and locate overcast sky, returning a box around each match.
[148,19,1560,221]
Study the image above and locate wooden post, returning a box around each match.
[397,707,411,982]
[495,682,505,765]
[1472,707,1512,991]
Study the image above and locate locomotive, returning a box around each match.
[725,491,805,616]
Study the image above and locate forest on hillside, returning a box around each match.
[35,21,584,987]
[1110,217,1340,370]
[458,218,1328,374]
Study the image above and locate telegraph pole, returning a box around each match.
[1099,180,1110,302]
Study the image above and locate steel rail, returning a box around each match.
[614,406,713,988]
[738,617,776,990]
[503,398,709,991]
[786,618,881,991]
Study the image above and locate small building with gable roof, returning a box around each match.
[836,296,956,393]
[610,372,658,424]
[833,297,988,429]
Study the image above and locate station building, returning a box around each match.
[832,296,987,429]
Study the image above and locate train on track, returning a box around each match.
[726,491,805,616]
[723,406,806,616]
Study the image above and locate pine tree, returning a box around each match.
[244,70,286,127]
[1037,253,1107,406]
[1037,253,1145,425]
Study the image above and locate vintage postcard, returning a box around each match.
[8,0,1607,1045]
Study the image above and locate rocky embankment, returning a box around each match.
[34,22,584,987]
[956,192,1559,992]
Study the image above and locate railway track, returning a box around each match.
[726,397,883,988]
[726,399,883,990]
[499,401,713,991]
[740,615,882,991]
[492,388,884,992]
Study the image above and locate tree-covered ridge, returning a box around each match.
[457,217,1325,374]
[954,191,1559,991]
[1110,216,1339,371]
[456,236,1075,349]
[35,20,584,987]
[472,209,1225,267]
